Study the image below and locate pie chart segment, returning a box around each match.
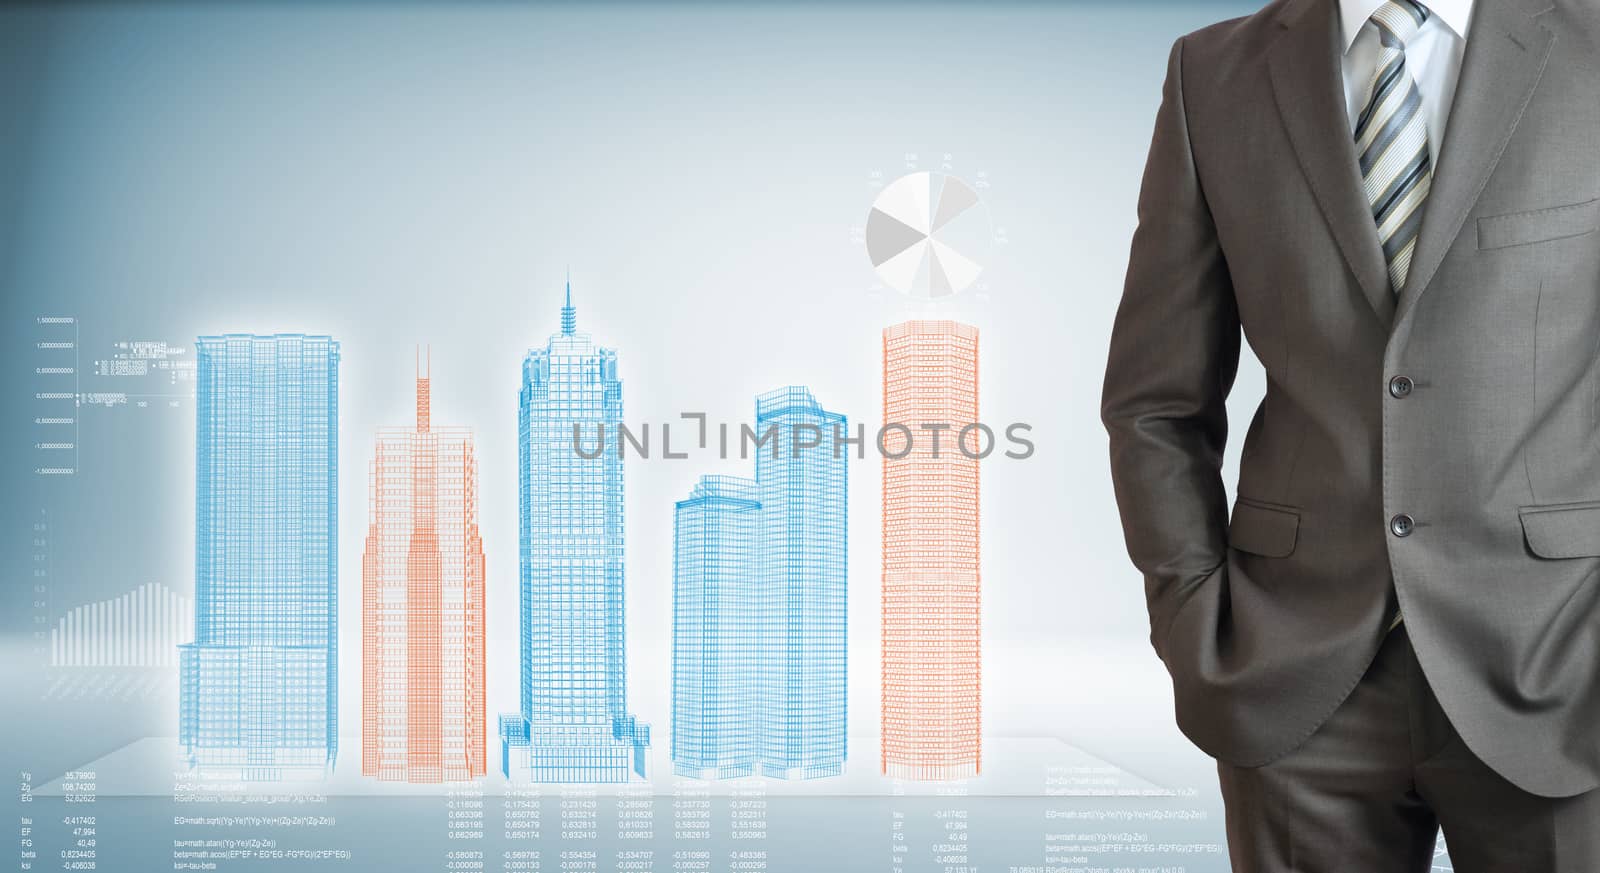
[865,171,990,299]
[874,171,933,235]
[875,239,931,293]
[865,208,928,268]
[930,239,982,297]
[930,174,980,233]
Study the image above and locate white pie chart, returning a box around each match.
[865,171,991,299]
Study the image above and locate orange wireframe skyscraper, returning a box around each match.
[362,352,486,782]
[881,320,981,780]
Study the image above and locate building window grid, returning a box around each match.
[501,299,650,782]
[180,335,340,781]
[361,367,486,783]
[671,387,848,780]
[881,321,982,781]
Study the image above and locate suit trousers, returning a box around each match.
[1216,623,1600,872]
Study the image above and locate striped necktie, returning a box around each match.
[1362,0,1431,637]
[1357,0,1433,297]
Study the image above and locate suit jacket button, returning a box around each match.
[1389,376,1414,398]
[1390,514,1415,537]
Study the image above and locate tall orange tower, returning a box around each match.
[881,320,981,780]
[362,351,486,782]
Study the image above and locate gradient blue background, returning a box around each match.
[0,2,1301,869]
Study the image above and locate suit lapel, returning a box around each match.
[1392,0,1555,327]
[1268,0,1396,327]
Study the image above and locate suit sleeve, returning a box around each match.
[1100,35,1241,663]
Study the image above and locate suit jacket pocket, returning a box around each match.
[1228,497,1300,558]
[1477,198,1600,250]
[1519,500,1600,558]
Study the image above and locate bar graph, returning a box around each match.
[50,582,194,668]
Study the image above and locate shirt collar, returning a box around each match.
[1340,0,1475,52]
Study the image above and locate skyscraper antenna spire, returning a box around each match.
[416,344,431,433]
[560,267,577,335]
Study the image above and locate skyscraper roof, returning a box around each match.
[560,269,577,335]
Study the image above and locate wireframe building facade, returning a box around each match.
[180,334,340,781]
[500,284,650,782]
[756,387,849,779]
[881,320,981,780]
[670,388,849,780]
[671,475,762,779]
[362,356,487,782]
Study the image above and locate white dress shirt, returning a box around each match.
[1339,0,1476,163]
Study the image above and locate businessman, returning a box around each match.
[1101,0,1600,867]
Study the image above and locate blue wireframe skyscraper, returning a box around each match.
[179,334,340,781]
[500,282,650,782]
[755,387,848,779]
[670,388,848,779]
[672,475,762,779]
